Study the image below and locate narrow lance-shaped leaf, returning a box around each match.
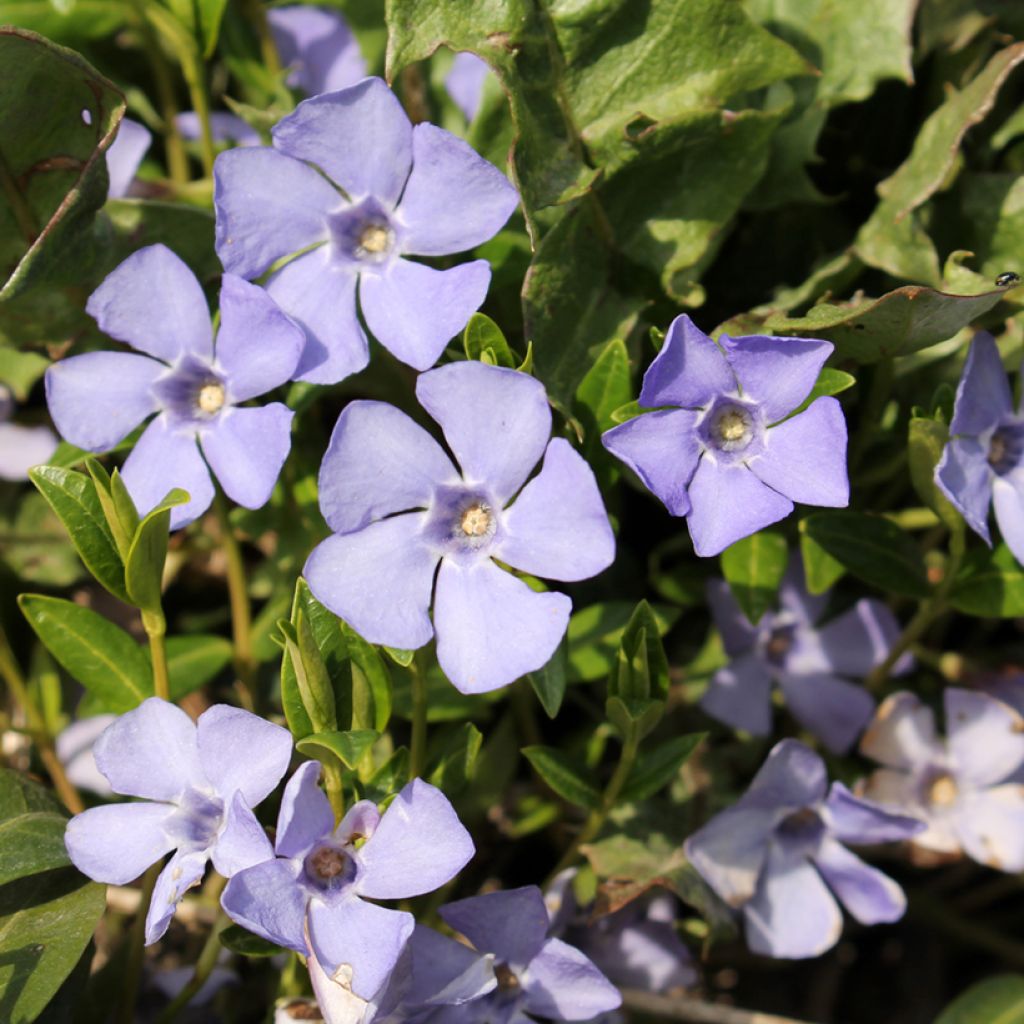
[522,745,601,810]
[124,487,189,614]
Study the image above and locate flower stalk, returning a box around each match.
[214,489,256,711]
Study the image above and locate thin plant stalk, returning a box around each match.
[142,608,171,701]
[213,490,256,711]
[156,895,229,1023]
[410,653,428,778]
[118,862,162,1024]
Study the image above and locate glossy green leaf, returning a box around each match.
[463,312,516,368]
[84,459,132,561]
[575,337,632,436]
[124,488,188,613]
[0,347,48,400]
[951,545,1024,618]
[383,646,415,668]
[522,746,601,810]
[934,975,1024,1024]
[18,594,151,711]
[297,729,380,771]
[28,465,128,602]
[279,616,337,736]
[362,747,409,804]
[620,733,706,803]
[343,625,392,733]
[0,769,69,886]
[219,924,283,958]
[567,601,679,682]
[428,722,483,794]
[799,510,929,597]
[612,601,670,703]
[720,530,788,624]
[165,0,229,56]
[166,634,233,700]
[799,527,846,595]
[790,367,857,417]
[528,635,568,719]
[605,695,665,744]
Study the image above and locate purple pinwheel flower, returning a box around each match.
[45,244,303,528]
[221,761,474,1002]
[701,560,908,753]
[446,53,491,122]
[859,688,1024,871]
[685,739,923,959]
[433,886,622,1022]
[601,315,849,557]
[267,6,367,97]
[0,384,57,481]
[106,117,152,199]
[304,360,616,694]
[214,77,519,383]
[64,698,292,944]
[935,332,1024,563]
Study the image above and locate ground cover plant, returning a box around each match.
[2,1,1024,1022]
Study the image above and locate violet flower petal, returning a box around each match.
[953,784,1024,872]
[357,779,474,900]
[720,334,832,424]
[812,838,906,925]
[498,438,616,582]
[683,804,776,907]
[337,800,381,843]
[440,887,551,969]
[64,802,176,885]
[213,148,336,279]
[265,250,367,385]
[813,599,903,677]
[146,848,208,943]
[398,123,518,256]
[85,243,213,362]
[776,671,875,755]
[304,513,438,649]
[777,560,829,626]
[359,257,491,371]
[45,351,161,451]
[859,691,941,770]
[120,415,215,526]
[317,400,459,535]
[700,652,774,736]
[935,437,993,544]
[214,275,304,400]
[200,404,295,510]
[748,398,849,508]
[705,578,758,656]
[685,458,793,557]
[106,117,151,199]
[992,474,1024,564]
[405,926,497,1006]
[196,703,292,807]
[433,557,571,694]
[93,697,203,801]
[416,362,552,504]
[446,52,491,122]
[743,845,843,959]
[211,792,275,877]
[267,6,366,96]
[745,738,828,808]
[823,781,924,845]
[276,761,335,859]
[638,314,734,409]
[0,423,58,481]
[272,80,413,207]
[221,857,308,951]
[945,688,1024,787]
[950,332,1012,436]
[55,714,117,797]
[600,408,702,517]
[521,937,622,1020]
[307,898,415,1001]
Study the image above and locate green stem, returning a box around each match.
[142,609,170,701]
[118,862,162,1024]
[547,730,639,883]
[241,0,282,77]
[0,627,84,814]
[155,908,230,1023]
[179,45,216,178]
[322,760,346,824]
[213,491,256,711]
[410,654,428,778]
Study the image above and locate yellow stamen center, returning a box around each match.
[309,847,347,880]
[926,773,958,807]
[716,410,748,443]
[197,383,225,415]
[460,503,491,537]
[495,963,520,991]
[359,224,390,254]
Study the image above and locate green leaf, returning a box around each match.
[297,730,380,771]
[720,531,788,624]
[575,337,632,436]
[620,734,705,803]
[164,0,229,57]
[951,545,1024,618]
[567,601,679,682]
[0,868,105,1024]
[428,722,483,794]
[218,924,283,958]
[908,416,961,531]
[612,601,670,703]
[166,634,233,700]
[84,459,133,561]
[383,646,415,668]
[463,312,516,368]
[528,636,568,719]
[124,488,188,613]
[279,616,337,736]
[605,695,665,744]
[0,347,48,400]
[799,528,846,594]
[362,747,409,804]
[934,975,1024,1024]
[18,594,151,711]
[343,625,393,733]
[0,769,69,886]
[790,367,857,417]
[0,28,124,301]
[799,511,929,597]
[28,465,128,602]
[521,746,601,810]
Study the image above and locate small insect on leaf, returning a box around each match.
[995,271,1021,288]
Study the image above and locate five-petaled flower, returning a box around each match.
[221,761,474,1002]
[860,688,1024,871]
[64,698,292,944]
[935,332,1024,564]
[304,360,616,694]
[685,739,923,959]
[601,315,849,556]
[213,76,519,383]
[45,244,303,529]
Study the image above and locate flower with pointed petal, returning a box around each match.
[935,332,1024,564]
[304,360,615,694]
[601,315,849,557]
[221,762,474,1002]
[267,6,366,97]
[701,559,909,753]
[64,698,292,944]
[860,688,1024,871]
[45,244,303,528]
[214,77,519,383]
[685,739,923,959]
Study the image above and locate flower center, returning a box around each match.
[197,383,225,415]
[358,223,391,256]
[303,842,356,891]
[327,198,398,267]
[494,963,520,992]
[764,626,794,664]
[776,806,825,850]
[988,424,1024,475]
[460,502,492,537]
[709,404,754,451]
[926,772,958,807]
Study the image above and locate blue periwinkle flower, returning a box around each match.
[602,314,849,556]
[860,688,1024,871]
[685,739,923,959]
[267,5,366,96]
[214,77,520,383]
[935,331,1024,563]
[221,762,474,1003]
[304,360,616,694]
[45,244,304,528]
[64,698,292,944]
